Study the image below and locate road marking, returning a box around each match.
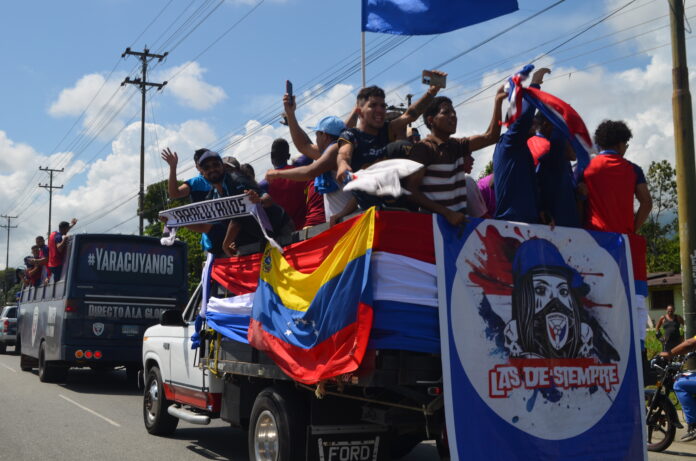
[59,394,121,427]
[0,363,17,373]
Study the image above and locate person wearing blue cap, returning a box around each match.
[264,93,356,224]
[505,238,594,360]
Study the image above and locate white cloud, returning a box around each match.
[0,120,217,268]
[48,73,136,141]
[158,61,227,110]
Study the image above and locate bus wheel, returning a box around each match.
[143,366,179,435]
[38,341,67,383]
[19,354,35,372]
[0,343,6,354]
[248,387,307,461]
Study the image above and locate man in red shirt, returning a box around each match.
[581,120,652,355]
[48,218,77,282]
[259,138,308,230]
[582,120,652,234]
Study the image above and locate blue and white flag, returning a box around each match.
[434,217,646,460]
[362,0,518,35]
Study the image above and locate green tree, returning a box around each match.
[479,160,493,180]
[142,180,205,294]
[0,268,21,305]
[638,160,680,273]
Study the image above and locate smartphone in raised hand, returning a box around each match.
[286,80,293,99]
[422,70,446,89]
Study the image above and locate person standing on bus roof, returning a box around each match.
[24,246,43,287]
[48,218,77,282]
[35,235,49,260]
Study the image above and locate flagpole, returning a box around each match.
[361,31,366,88]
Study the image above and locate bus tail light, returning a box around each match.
[75,350,84,359]
[65,299,79,313]
[85,350,93,359]
[94,350,102,359]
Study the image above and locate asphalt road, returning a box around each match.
[3,346,695,461]
[0,346,439,461]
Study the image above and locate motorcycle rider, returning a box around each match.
[660,336,696,441]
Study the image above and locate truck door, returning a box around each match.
[166,286,208,407]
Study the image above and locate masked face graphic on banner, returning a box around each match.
[527,272,581,358]
[507,239,591,359]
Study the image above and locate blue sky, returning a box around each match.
[0,0,692,267]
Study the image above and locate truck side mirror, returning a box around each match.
[160,309,186,327]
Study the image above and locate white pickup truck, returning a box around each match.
[142,215,446,461]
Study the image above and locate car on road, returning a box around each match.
[0,305,18,353]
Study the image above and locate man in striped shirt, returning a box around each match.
[405,88,506,226]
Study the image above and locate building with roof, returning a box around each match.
[647,272,683,324]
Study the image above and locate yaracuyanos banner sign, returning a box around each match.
[158,193,282,251]
[158,194,255,227]
[434,218,645,460]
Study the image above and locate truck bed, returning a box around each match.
[199,337,442,387]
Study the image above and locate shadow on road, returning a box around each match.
[659,450,696,458]
[58,368,141,396]
[170,426,248,461]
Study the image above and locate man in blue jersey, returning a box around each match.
[162,147,232,203]
[493,67,550,224]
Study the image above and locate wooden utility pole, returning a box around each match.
[38,166,64,237]
[0,215,17,271]
[0,215,17,295]
[121,47,168,236]
[669,0,696,336]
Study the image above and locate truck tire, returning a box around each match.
[38,341,68,383]
[19,354,35,372]
[248,387,307,461]
[143,366,179,435]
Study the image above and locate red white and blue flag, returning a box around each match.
[505,64,593,178]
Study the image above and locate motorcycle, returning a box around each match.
[645,353,690,452]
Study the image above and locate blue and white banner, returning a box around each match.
[434,217,645,460]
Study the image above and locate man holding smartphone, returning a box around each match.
[264,92,357,223]
[332,71,447,218]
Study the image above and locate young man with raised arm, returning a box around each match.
[405,87,507,226]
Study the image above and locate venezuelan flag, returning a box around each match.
[248,208,376,384]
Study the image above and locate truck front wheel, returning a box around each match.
[143,366,179,435]
[248,387,307,461]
